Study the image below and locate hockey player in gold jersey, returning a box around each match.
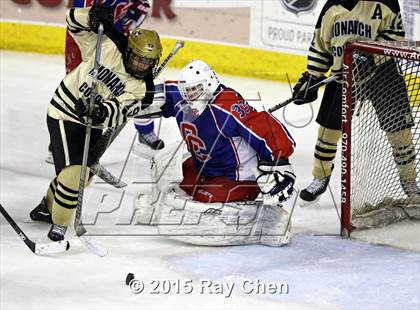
[29,4,162,241]
[292,0,419,204]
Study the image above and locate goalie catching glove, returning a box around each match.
[292,71,325,105]
[257,159,296,203]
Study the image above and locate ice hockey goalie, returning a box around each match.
[134,60,297,246]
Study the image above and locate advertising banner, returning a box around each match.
[253,0,322,54]
[1,0,418,53]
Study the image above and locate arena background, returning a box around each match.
[1,0,419,82]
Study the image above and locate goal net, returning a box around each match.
[341,41,420,235]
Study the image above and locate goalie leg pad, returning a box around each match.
[257,204,292,247]
[155,189,292,246]
[134,141,188,224]
[152,141,187,191]
[134,194,155,225]
[134,188,170,225]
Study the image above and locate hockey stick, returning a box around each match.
[268,74,338,113]
[74,23,108,257]
[88,40,185,187]
[153,40,184,78]
[0,204,70,255]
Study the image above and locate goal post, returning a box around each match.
[341,41,420,236]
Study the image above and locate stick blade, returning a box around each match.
[35,240,70,255]
[91,163,127,188]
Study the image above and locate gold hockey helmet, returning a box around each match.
[126,28,162,78]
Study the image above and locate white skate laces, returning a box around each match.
[306,177,329,194]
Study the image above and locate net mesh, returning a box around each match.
[348,41,420,222]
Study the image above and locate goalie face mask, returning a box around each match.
[178,60,220,116]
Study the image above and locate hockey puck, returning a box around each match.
[126,273,135,285]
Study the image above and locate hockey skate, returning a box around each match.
[138,131,165,150]
[299,175,331,207]
[29,197,52,224]
[133,131,165,159]
[48,224,67,241]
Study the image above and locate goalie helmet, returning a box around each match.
[178,60,220,114]
[125,28,162,79]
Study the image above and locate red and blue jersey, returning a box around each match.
[161,81,296,181]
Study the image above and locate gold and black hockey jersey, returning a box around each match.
[307,0,405,77]
[48,7,146,129]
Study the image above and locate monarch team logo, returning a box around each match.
[280,0,317,15]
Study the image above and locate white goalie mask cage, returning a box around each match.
[178,60,220,112]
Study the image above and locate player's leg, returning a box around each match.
[48,165,93,241]
[132,118,165,158]
[179,157,202,196]
[370,61,419,198]
[46,117,102,241]
[300,81,342,204]
[387,130,419,198]
[31,116,102,240]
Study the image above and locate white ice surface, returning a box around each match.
[1,51,419,310]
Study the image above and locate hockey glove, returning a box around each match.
[88,4,114,33]
[75,97,107,127]
[257,159,296,203]
[123,0,150,34]
[292,71,325,105]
